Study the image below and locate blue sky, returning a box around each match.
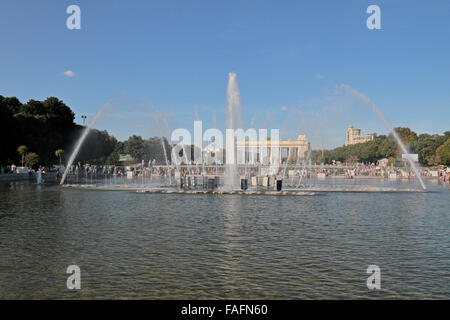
[0,0,449,148]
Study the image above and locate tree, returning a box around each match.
[0,95,117,166]
[73,128,118,164]
[414,133,447,165]
[393,127,417,146]
[42,97,75,130]
[144,137,172,164]
[22,99,45,116]
[17,145,28,167]
[436,139,450,165]
[346,155,359,164]
[24,152,39,167]
[124,135,145,161]
[0,99,17,164]
[106,141,125,165]
[1,95,22,114]
[55,149,64,165]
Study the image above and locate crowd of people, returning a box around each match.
[0,164,65,181]
[310,163,450,183]
[1,161,450,186]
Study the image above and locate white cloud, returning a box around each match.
[281,106,288,111]
[63,70,75,77]
[314,74,324,80]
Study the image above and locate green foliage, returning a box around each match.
[392,127,417,146]
[0,95,116,165]
[144,137,173,164]
[125,135,146,161]
[311,127,449,166]
[436,138,450,165]
[105,136,173,165]
[411,133,447,165]
[71,127,118,165]
[2,93,448,169]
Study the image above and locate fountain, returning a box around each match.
[339,84,426,190]
[59,74,427,195]
[36,168,42,184]
[60,103,110,185]
[224,72,243,191]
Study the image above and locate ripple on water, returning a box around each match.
[0,183,449,299]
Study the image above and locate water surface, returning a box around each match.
[0,180,448,299]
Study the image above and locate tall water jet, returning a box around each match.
[226,72,243,131]
[60,104,110,185]
[339,84,426,190]
[151,108,172,185]
[224,72,243,190]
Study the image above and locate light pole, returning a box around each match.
[81,115,87,125]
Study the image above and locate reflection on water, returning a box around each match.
[0,180,448,299]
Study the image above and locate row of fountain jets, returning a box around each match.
[60,73,426,190]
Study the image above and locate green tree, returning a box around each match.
[394,127,417,146]
[0,95,117,166]
[21,99,45,116]
[106,141,125,165]
[55,149,64,165]
[70,128,118,164]
[143,137,172,164]
[346,154,359,164]
[0,95,22,114]
[0,98,17,163]
[17,145,28,167]
[436,139,450,165]
[42,97,75,130]
[124,135,145,161]
[413,134,447,165]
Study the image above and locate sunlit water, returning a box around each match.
[0,179,448,299]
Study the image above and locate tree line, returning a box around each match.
[0,95,172,167]
[0,95,118,167]
[311,127,450,166]
[2,95,449,168]
[106,135,172,165]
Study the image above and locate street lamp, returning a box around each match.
[81,115,87,125]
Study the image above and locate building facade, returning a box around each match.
[345,124,376,146]
[235,134,311,164]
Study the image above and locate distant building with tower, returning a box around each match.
[345,124,376,146]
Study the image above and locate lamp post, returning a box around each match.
[81,115,87,125]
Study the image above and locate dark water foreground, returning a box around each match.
[0,180,448,299]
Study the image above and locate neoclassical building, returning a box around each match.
[345,124,376,146]
[235,134,311,164]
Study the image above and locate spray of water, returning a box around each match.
[224,72,243,190]
[339,84,426,190]
[226,72,243,130]
[60,103,111,185]
[149,105,173,184]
